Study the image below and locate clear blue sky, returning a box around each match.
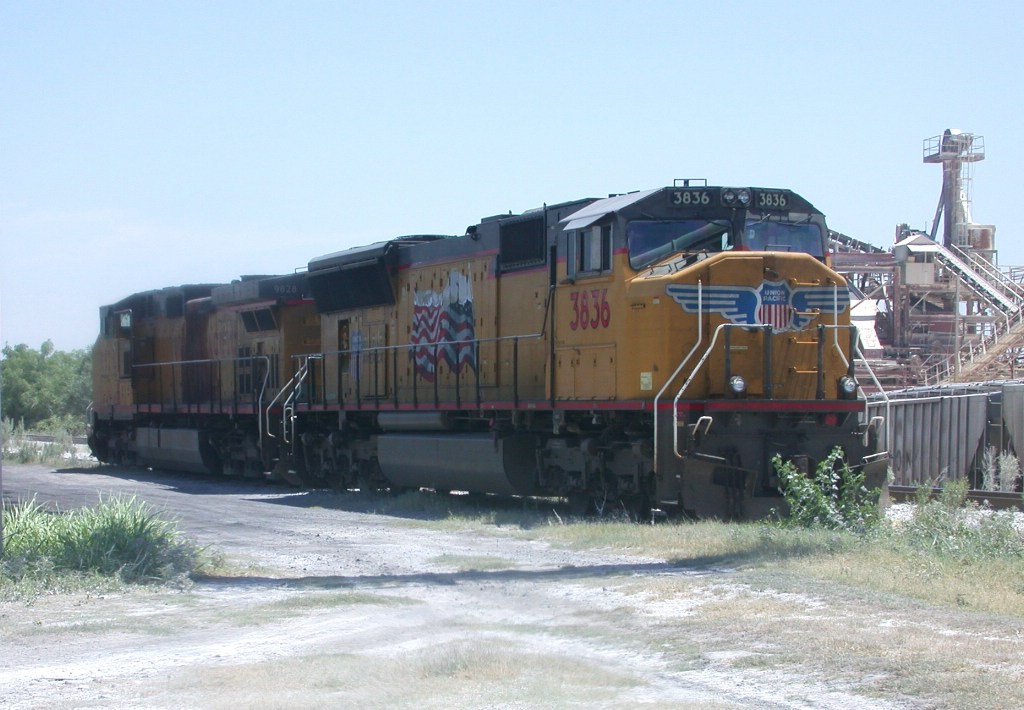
[2,0,1021,351]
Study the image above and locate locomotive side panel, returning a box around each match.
[318,305,394,405]
[397,256,497,403]
[91,309,129,416]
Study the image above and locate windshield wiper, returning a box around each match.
[633,220,729,269]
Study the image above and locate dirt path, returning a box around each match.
[0,464,974,708]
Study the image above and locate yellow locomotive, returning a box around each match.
[89,183,888,519]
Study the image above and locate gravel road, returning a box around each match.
[0,463,983,708]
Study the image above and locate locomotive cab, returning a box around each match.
[552,185,886,518]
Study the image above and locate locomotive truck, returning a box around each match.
[89,182,889,519]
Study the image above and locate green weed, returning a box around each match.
[773,447,883,531]
[1,497,209,589]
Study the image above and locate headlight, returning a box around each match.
[721,188,752,207]
[728,375,747,396]
[838,376,858,398]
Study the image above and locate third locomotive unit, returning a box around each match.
[89,183,889,519]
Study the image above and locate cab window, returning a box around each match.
[627,219,732,270]
[743,218,824,257]
[568,223,612,277]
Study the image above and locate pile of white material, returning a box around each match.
[887,502,1024,535]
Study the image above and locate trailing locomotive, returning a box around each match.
[89,183,889,519]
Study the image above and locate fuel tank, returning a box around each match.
[135,427,218,475]
[376,433,539,495]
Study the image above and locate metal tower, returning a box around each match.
[923,129,986,251]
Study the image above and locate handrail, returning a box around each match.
[653,280,703,474]
[291,330,549,409]
[950,245,1024,303]
[919,304,1024,384]
[934,245,1020,314]
[132,355,271,442]
[266,355,319,444]
[670,322,737,459]
[668,323,879,460]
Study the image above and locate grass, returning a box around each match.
[0,496,213,596]
[334,483,1024,618]
[1,418,97,467]
[427,554,518,571]
[161,641,641,710]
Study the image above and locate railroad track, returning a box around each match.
[890,485,1024,511]
[20,433,89,446]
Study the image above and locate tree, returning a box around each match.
[0,341,92,434]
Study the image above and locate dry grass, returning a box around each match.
[589,564,1024,709]
[427,554,518,571]
[521,516,1024,618]
[645,572,1024,710]
[157,642,641,710]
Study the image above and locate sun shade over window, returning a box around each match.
[307,241,398,313]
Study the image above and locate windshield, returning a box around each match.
[627,219,732,270]
[743,216,824,257]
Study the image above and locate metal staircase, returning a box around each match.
[933,242,1023,315]
[954,316,1024,381]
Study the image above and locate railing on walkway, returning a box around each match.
[919,307,1024,385]
[283,331,548,414]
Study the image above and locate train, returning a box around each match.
[88,182,889,519]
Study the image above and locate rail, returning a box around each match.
[667,323,884,461]
[920,306,1024,385]
[130,355,271,441]
[651,283,887,465]
[934,243,1022,315]
[281,330,548,414]
[670,322,769,460]
[950,245,1024,304]
[265,356,315,445]
[889,486,1023,511]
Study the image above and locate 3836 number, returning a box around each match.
[569,289,611,330]
[757,191,789,209]
[671,190,710,206]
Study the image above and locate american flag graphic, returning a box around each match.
[411,271,476,382]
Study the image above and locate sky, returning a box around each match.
[2,0,1022,352]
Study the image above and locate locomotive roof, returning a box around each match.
[103,283,223,311]
[210,272,311,307]
[308,235,449,273]
[560,188,661,230]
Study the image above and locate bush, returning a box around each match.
[1,417,92,466]
[2,497,203,585]
[1,341,92,435]
[773,447,883,531]
[899,479,1024,560]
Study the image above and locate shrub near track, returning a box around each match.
[1,497,207,592]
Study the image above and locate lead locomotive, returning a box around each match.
[89,183,888,519]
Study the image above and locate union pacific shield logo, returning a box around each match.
[666,280,849,333]
[757,281,792,331]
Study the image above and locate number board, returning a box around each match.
[754,190,790,211]
[669,189,712,207]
